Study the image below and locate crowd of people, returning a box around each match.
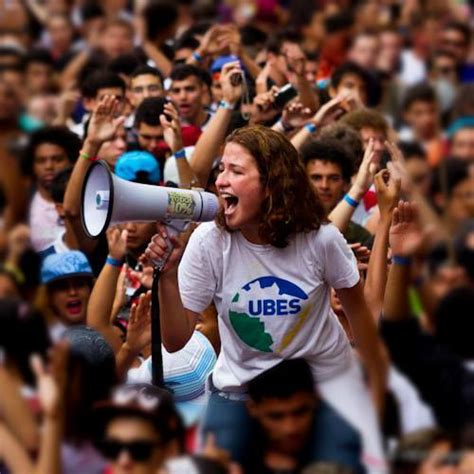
[0,0,473,473]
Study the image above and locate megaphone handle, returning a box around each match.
[151,266,164,387]
[151,220,188,271]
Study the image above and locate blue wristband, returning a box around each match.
[392,255,411,266]
[305,123,317,133]
[192,51,202,62]
[219,100,235,110]
[106,256,123,268]
[343,193,359,208]
[174,148,186,159]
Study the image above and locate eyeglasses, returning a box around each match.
[97,439,159,462]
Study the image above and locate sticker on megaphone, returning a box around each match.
[166,191,196,219]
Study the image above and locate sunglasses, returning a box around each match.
[97,439,159,462]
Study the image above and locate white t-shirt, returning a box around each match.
[28,191,64,252]
[178,222,360,392]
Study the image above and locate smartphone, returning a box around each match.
[273,83,298,109]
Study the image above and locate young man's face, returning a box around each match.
[306,159,348,212]
[451,128,474,162]
[440,28,469,63]
[430,54,458,84]
[248,393,317,454]
[360,126,386,163]
[349,35,379,70]
[405,157,431,197]
[104,416,164,474]
[48,277,92,326]
[404,100,439,140]
[136,122,166,158]
[33,143,70,190]
[26,62,53,95]
[120,222,157,257]
[101,25,134,59]
[169,75,204,124]
[130,75,163,109]
[331,73,368,106]
[85,87,125,113]
[448,176,474,225]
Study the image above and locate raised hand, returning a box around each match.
[197,25,227,58]
[30,341,68,419]
[389,201,425,257]
[374,169,401,221]
[385,141,412,193]
[125,291,152,355]
[220,61,243,107]
[160,102,183,154]
[130,264,154,290]
[348,138,378,202]
[106,227,128,262]
[281,101,312,129]
[87,95,126,146]
[311,94,347,128]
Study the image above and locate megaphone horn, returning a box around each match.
[81,161,219,239]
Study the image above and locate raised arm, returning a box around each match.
[190,62,243,187]
[87,228,127,353]
[383,201,425,321]
[63,95,125,252]
[364,170,400,320]
[329,138,377,233]
[160,102,197,188]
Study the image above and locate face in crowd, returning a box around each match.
[169,74,205,125]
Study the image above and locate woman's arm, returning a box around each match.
[364,170,400,320]
[336,281,389,417]
[87,228,127,353]
[145,227,199,352]
[190,62,243,187]
[0,422,34,474]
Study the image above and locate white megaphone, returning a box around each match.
[81,161,219,239]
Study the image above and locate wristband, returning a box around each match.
[174,148,186,159]
[219,100,235,110]
[392,255,411,266]
[79,150,98,162]
[343,193,359,208]
[106,256,123,268]
[192,51,203,62]
[305,123,317,133]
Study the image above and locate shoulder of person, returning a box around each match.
[189,221,224,244]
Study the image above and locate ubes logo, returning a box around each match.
[229,276,308,353]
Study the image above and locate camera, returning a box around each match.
[273,83,298,109]
[230,71,244,87]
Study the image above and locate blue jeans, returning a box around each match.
[201,390,365,473]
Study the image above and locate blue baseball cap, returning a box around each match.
[41,251,94,285]
[115,151,161,184]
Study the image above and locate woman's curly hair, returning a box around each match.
[216,125,327,248]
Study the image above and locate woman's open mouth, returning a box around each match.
[66,300,83,315]
[221,193,239,215]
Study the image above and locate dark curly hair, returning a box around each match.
[216,126,327,248]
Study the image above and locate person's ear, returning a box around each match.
[83,97,95,112]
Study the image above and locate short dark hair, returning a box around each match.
[22,127,81,176]
[174,35,200,53]
[24,48,54,68]
[50,167,72,204]
[398,141,427,161]
[131,65,163,85]
[427,49,458,72]
[402,83,437,112]
[331,61,370,93]
[248,359,315,403]
[266,29,302,55]
[340,108,389,136]
[431,158,469,198]
[170,64,204,84]
[108,54,140,77]
[318,123,364,168]
[80,2,105,22]
[143,1,178,41]
[81,70,126,99]
[300,138,354,182]
[134,97,167,128]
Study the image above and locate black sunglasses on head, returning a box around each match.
[97,439,160,462]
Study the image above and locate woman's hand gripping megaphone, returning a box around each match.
[143,222,187,273]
